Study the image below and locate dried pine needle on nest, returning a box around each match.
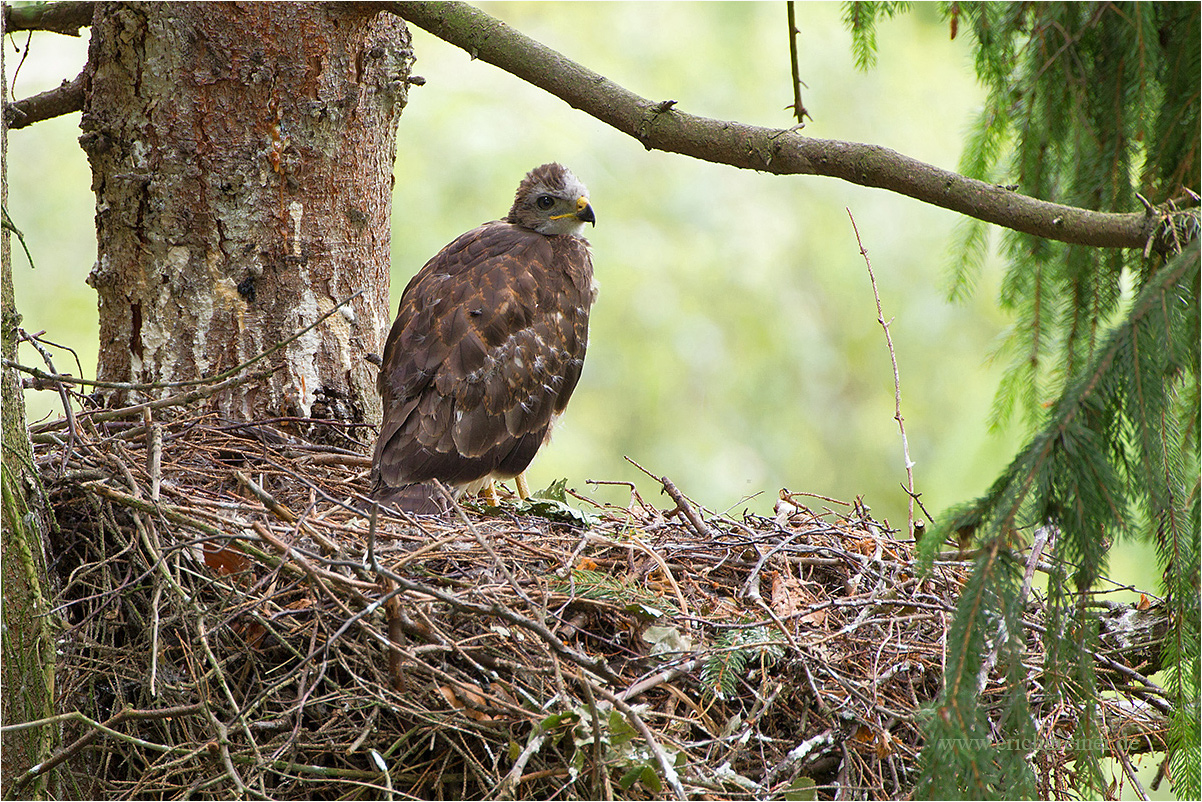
[24,404,1166,801]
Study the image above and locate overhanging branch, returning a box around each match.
[5,1,1185,251]
[383,1,1167,252]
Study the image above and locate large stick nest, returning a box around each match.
[23,400,1169,800]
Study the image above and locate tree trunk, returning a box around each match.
[80,1,411,425]
[2,42,59,801]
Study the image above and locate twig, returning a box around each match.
[578,670,613,802]
[628,533,691,623]
[82,482,224,538]
[1112,741,1150,801]
[149,584,163,696]
[381,576,407,693]
[435,479,534,607]
[18,327,79,474]
[847,210,917,538]
[235,470,340,553]
[900,484,937,539]
[577,675,688,801]
[762,729,836,790]
[496,724,551,800]
[251,522,374,601]
[785,2,810,125]
[368,503,409,693]
[742,528,809,602]
[2,205,37,268]
[369,560,623,686]
[145,408,162,502]
[661,477,716,538]
[625,456,716,539]
[619,656,703,702]
[17,289,365,402]
[31,368,274,434]
[1021,618,1173,715]
[370,749,396,801]
[1018,525,1054,603]
[195,615,251,796]
[585,478,659,518]
[4,704,203,795]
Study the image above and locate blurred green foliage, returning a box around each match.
[7,1,1153,569]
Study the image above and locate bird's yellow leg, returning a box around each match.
[482,481,500,506]
[516,472,531,500]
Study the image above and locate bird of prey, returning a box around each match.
[371,163,597,514]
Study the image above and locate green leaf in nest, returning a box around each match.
[515,479,601,525]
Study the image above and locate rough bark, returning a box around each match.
[2,42,60,801]
[80,2,411,425]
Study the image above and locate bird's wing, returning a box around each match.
[372,222,594,489]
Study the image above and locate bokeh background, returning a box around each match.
[6,3,1160,589]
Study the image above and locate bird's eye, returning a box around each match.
[536,195,555,210]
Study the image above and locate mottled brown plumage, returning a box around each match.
[371,164,597,513]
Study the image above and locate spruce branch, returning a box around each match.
[996,245,1195,536]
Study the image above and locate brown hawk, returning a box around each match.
[371,163,597,513]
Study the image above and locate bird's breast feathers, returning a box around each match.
[373,220,595,486]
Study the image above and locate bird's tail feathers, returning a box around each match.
[372,482,452,515]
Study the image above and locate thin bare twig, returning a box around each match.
[847,209,917,537]
[2,205,38,268]
[576,674,687,801]
[18,327,78,474]
[785,2,810,125]
[13,288,365,401]
[235,470,340,553]
[3,704,203,795]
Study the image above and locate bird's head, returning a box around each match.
[507,163,596,237]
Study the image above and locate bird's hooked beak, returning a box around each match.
[575,196,596,226]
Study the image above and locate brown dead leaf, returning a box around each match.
[203,542,250,575]
[437,683,494,722]
[770,568,801,619]
[800,606,827,627]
